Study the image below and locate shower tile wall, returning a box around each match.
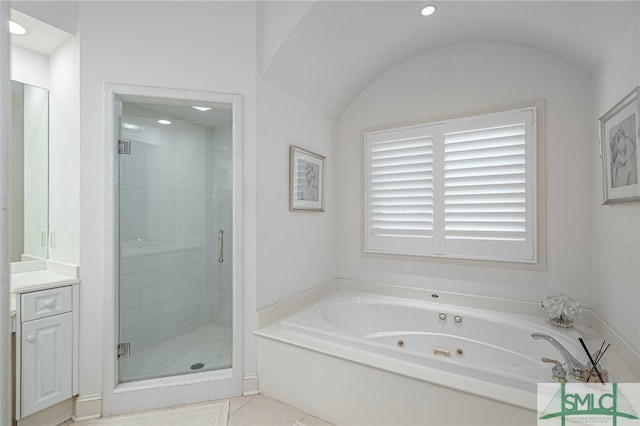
[119,120,232,357]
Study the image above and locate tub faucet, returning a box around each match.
[531,332,586,380]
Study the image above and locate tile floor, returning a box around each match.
[58,395,333,426]
[119,322,232,382]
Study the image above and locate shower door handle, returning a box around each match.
[218,230,224,263]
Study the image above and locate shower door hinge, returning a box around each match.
[117,343,130,359]
[118,139,131,154]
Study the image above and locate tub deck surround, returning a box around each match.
[257,290,557,412]
[257,334,536,425]
[255,285,639,425]
[279,291,586,392]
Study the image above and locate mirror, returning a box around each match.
[10,80,49,262]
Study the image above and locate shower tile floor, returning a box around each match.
[119,322,232,382]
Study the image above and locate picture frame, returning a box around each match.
[599,87,640,204]
[289,145,325,211]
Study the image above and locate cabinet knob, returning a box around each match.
[26,335,35,342]
[44,299,54,307]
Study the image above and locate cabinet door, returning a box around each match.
[21,312,73,418]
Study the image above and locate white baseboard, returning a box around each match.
[243,374,259,396]
[72,394,102,422]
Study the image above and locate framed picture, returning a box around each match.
[290,145,325,211]
[600,87,640,204]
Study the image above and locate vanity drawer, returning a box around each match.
[20,286,72,322]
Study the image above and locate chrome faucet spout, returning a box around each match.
[531,332,586,380]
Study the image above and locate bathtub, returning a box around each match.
[256,289,589,425]
[278,291,586,393]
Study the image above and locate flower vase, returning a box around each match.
[549,315,573,328]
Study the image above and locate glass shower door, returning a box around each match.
[117,100,232,383]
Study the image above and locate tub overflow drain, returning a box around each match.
[397,340,405,348]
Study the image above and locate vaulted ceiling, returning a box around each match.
[260,1,639,119]
[11,1,640,120]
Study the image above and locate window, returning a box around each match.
[365,106,537,263]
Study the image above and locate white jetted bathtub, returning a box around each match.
[278,291,587,392]
[256,289,591,425]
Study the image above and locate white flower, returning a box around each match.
[541,294,582,321]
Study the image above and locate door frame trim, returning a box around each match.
[101,83,244,416]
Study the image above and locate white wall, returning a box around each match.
[337,43,593,304]
[48,36,80,264]
[591,19,640,353]
[256,77,337,309]
[10,45,48,88]
[77,0,257,399]
[257,1,315,74]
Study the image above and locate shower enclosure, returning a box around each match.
[116,98,233,383]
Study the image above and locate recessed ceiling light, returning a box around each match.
[157,119,172,125]
[421,5,436,17]
[192,106,212,112]
[10,20,27,35]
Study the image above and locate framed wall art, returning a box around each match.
[599,87,640,204]
[290,146,325,211]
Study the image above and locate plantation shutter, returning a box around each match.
[365,126,435,256]
[364,107,537,263]
[442,110,535,261]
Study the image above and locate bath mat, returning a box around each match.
[91,400,229,425]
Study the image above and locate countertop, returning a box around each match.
[9,260,79,328]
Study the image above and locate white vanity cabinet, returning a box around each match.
[14,283,79,420]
